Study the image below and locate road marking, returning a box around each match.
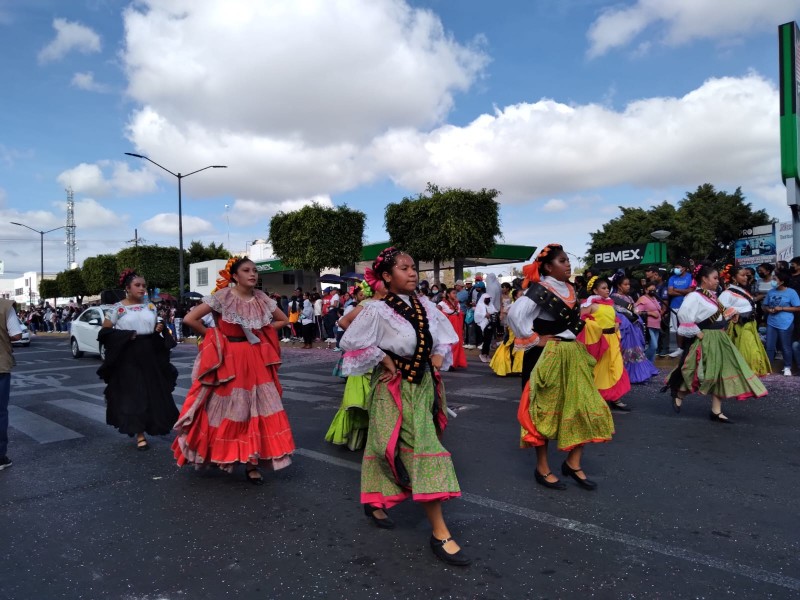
[48,399,106,423]
[294,447,800,593]
[15,364,99,375]
[8,405,83,443]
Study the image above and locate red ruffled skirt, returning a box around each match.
[445,312,468,369]
[172,321,295,471]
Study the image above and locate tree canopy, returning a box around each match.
[82,254,119,295]
[56,268,87,303]
[586,184,772,266]
[185,240,230,264]
[39,278,59,304]
[268,203,365,272]
[385,183,501,282]
[116,245,181,291]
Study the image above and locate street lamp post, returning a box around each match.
[124,153,227,298]
[10,222,67,303]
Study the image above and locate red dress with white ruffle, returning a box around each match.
[172,288,295,471]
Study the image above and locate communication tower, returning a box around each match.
[66,187,77,268]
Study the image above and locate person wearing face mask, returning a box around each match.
[763,269,800,376]
[718,265,770,376]
[667,259,696,357]
[753,262,775,304]
[635,282,664,363]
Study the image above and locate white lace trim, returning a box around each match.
[341,347,386,376]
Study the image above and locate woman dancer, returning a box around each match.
[172,257,295,485]
[325,279,384,450]
[664,264,767,423]
[438,287,468,369]
[579,277,632,411]
[610,273,659,384]
[98,269,179,450]
[508,244,614,491]
[718,265,770,376]
[340,247,469,567]
[490,289,525,377]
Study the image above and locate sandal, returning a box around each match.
[136,437,150,451]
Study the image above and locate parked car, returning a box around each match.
[70,305,114,359]
[11,324,31,347]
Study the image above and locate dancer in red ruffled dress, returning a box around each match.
[172,257,295,485]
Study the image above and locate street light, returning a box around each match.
[124,152,227,298]
[651,230,671,241]
[10,222,67,303]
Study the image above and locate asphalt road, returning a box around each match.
[1,336,799,599]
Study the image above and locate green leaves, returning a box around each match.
[82,255,118,295]
[38,278,59,302]
[269,203,365,272]
[587,184,772,266]
[55,268,87,303]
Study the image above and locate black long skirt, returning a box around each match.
[104,335,179,436]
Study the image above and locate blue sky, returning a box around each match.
[1,0,799,278]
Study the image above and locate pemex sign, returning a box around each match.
[593,242,668,270]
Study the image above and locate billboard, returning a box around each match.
[735,225,777,266]
[593,242,667,270]
[777,221,796,261]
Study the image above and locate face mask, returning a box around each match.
[770,280,778,289]
[673,268,682,275]
[647,290,656,296]
[431,289,438,294]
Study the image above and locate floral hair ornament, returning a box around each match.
[521,243,561,288]
[119,268,138,288]
[358,279,374,298]
[692,263,704,280]
[212,256,240,294]
[586,275,599,293]
[719,264,733,284]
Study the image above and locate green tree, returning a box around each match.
[185,240,231,263]
[82,254,119,295]
[39,279,59,305]
[586,201,678,264]
[56,268,87,304]
[268,203,365,272]
[385,183,501,283]
[673,184,771,263]
[116,245,181,292]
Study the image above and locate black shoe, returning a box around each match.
[561,461,598,490]
[672,396,682,414]
[363,504,395,529]
[534,469,567,490]
[430,535,471,566]
[136,437,150,451]
[607,401,631,412]
[245,467,265,486]
[0,456,11,471]
[709,411,733,424]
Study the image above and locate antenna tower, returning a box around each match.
[66,187,77,267]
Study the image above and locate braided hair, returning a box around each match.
[372,246,405,285]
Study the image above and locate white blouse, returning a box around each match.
[718,286,754,316]
[506,277,577,344]
[677,290,733,338]
[340,295,458,375]
[107,302,157,335]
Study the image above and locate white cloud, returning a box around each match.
[38,18,101,64]
[373,73,779,204]
[51,198,122,229]
[542,199,567,212]
[57,161,158,197]
[71,71,110,93]
[587,0,800,58]
[141,213,214,236]
[228,196,334,227]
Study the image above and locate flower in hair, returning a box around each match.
[212,256,240,294]
[587,276,599,292]
[119,268,137,288]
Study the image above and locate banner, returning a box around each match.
[777,221,795,261]
[735,225,777,266]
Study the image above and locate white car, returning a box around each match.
[70,305,114,360]
[11,324,31,347]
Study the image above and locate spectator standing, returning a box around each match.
[0,300,23,471]
[313,293,323,340]
[667,259,695,357]
[635,282,664,363]
[763,269,800,375]
[475,294,498,363]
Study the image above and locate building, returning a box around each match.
[0,271,67,307]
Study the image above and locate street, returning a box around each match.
[2,336,799,599]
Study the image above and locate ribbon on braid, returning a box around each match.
[212,256,240,294]
[363,267,381,291]
[586,275,599,293]
[358,279,374,298]
[719,263,733,284]
[521,243,562,289]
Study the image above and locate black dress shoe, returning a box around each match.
[534,469,567,490]
[561,461,598,490]
[430,535,471,566]
[245,468,265,486]
[672,396,682,413]
[709,411,733,424]
[363,504,395,529]
[608,401,632,412]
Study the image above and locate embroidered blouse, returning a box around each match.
[718,286,754,317]
[340,294,458,375]
[107,302,157,335]
[676,290,733,338]
[507,277,577,349]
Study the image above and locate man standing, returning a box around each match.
[1,299,23,471]
[667,259,695,357]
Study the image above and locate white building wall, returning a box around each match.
[189,259,229,297]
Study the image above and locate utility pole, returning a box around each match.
[66,187,77,268]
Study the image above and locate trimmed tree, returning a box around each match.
[385,183,501,283]
[39,279,59,305]
[268,203,365,273]
[56,268,87,304]
[82,254,119,295]
[116,245,181,292]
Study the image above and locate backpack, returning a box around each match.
[464,307,475,325]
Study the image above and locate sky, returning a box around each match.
[1,0,799,279]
